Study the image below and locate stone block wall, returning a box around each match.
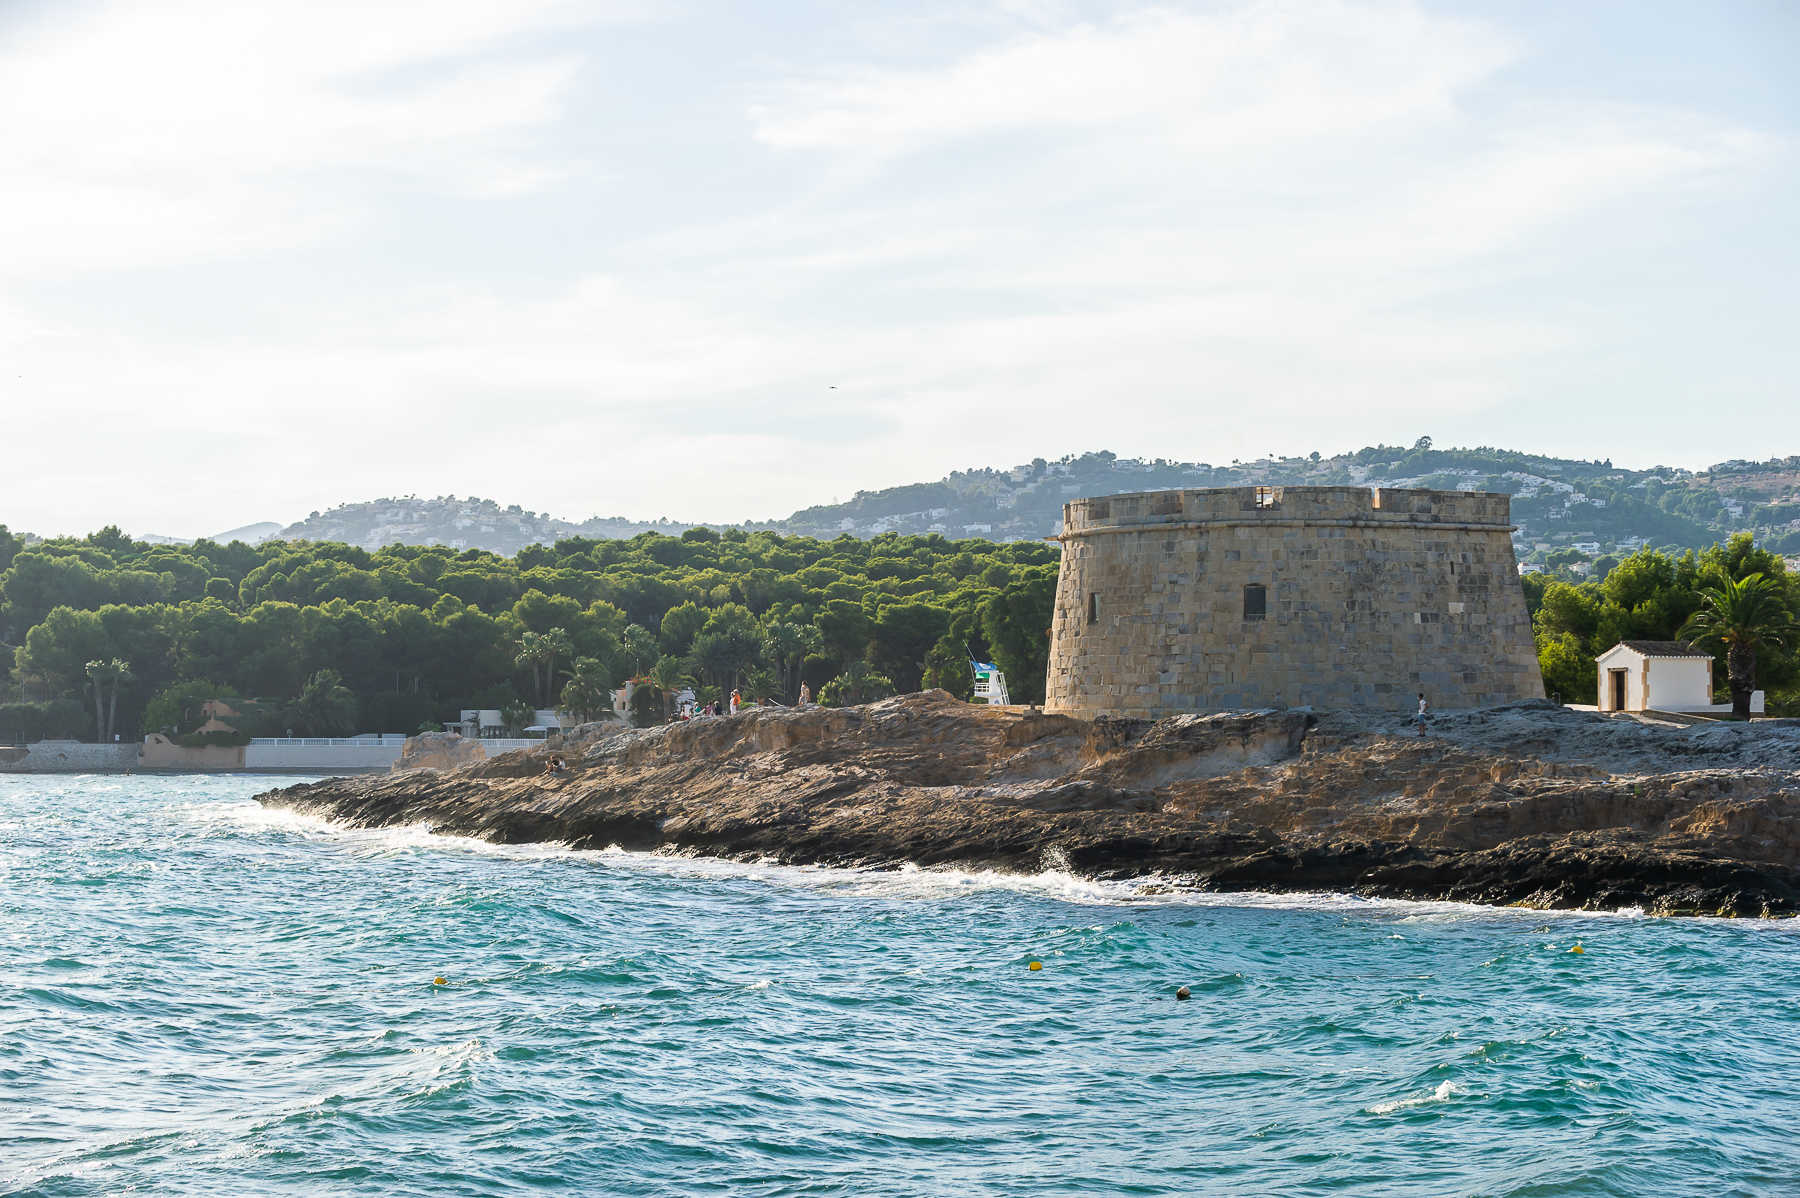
[1045,486,1543,717]
[0,742,140,773]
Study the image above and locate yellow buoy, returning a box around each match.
[1569,945,1585,955]
[434,976,448,985]
[1028,961,1042,971]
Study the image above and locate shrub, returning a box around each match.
[0,699,91,743]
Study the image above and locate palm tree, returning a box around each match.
[514,631,549,703]
[645,654,692,723]
[620,625,660,677]
[287,669,358,737]
[1679,571,1798,720]
[514,627,574,706]
[84,658,132,743]
[500,699,535,735]
[821,659,895,707]
[559,657,614,724]
[762,620,822,703]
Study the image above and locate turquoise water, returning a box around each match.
[3,775,1798,1197]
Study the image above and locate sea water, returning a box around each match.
[3,774,1798,1197]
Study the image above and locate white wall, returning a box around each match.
[245,741,406,771]
[1645,658,1713,711]
[242,736,547,772]
[1596,650,1712,712]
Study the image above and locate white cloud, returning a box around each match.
[0,0,1787,537]
[750,2,1512,153]
[0,0,613,274]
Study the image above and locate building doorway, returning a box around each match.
[1608,669,1627,711]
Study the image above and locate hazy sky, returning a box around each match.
[2,0,1795,538]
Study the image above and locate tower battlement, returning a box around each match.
[1045,486,1542,717]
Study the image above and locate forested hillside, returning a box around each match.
[255,444,1800,567]
[0,523,1055,743]
[4,504,1796,744]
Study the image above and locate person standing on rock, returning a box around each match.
[730,689,741,716]
[1415,693,1429,736]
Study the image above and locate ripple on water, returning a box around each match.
[2,774,1798,1197]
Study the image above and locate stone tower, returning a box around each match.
[1044,486,1543,717]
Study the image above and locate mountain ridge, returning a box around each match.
[121,443,1800,569]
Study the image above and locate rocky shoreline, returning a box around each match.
[258,692,1800,918]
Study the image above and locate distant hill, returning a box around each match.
[776,445,1800,569]
[204,444,1800,568]
[275,496,695,557]
[210,521,284,545]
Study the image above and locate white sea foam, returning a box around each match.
[185,797,1800,928]
[1368,1080,1459,1115]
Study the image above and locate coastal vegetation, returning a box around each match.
[1527,534,1800,714]
[0,525,1055,741]
[2,518,1793,743]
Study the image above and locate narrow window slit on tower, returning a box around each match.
[1087,593,1099,624]
[1243,584,1266,621]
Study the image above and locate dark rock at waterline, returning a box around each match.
[259,692,1800,918]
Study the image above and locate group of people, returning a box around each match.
[673,683,819,721]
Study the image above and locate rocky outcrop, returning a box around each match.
[393,732,487,773]
[263,692,1800,917]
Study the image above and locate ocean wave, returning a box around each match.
[189,798,1800,929]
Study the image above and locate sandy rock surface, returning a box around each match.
[267,692,1800,917]
[392,731,487,773]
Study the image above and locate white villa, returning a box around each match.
[447,708,572,738]
[1594,641,1764,716]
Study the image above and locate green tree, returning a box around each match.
[869,602,951,693]
[84,657,132,743]
[820,659,895,707]
[559,657,614,723]
[658,601,708,655]
[692,604,763,695]
[620,624,661,676]
[500,698,536,734]
[286,668,358,737]
[762,619,822,703]
[513,626,572,706]
[1700,532,1785,583]
[1679,571,1798,719]
[142,680,239,736]
[921,636,974,700]
[1536,632,1595,705]
[638,654,693,724]
[979,568,1056,704]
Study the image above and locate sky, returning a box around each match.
[1,0,1795,538]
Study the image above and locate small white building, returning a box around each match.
[448,708,572,738]
[1593,641,1763,716]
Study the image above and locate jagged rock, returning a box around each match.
[392,732,487,773]
[268,692,1800,917]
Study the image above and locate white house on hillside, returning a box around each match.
[1594,641,1764,716]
